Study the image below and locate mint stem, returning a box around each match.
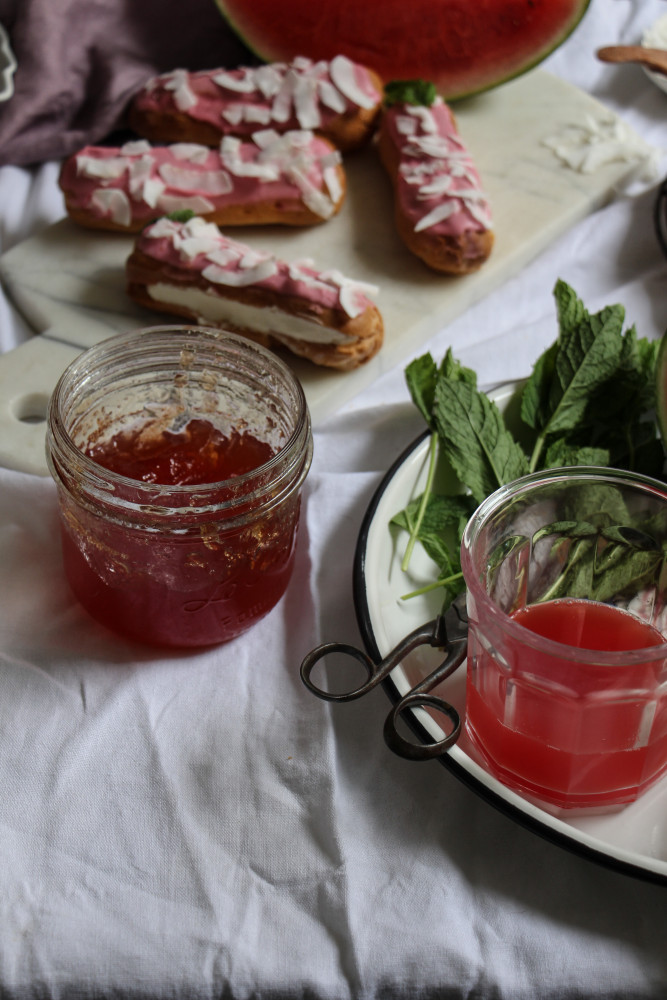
[400,570,464,601]
[401,431,438,573]
[529,432,546,473]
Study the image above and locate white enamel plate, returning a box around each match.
[352,385,667,886]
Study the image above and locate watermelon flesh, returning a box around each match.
[214,0,591,100]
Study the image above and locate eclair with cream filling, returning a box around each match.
[126,215,384,371]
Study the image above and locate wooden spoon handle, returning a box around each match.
[597,45,667,76]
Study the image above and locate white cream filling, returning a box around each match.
[146,283,354,345]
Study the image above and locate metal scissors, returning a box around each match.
[300,595,468,761]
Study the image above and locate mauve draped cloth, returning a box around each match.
[0,0,253,167]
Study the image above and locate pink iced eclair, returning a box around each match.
[378,83,494,274]
[59,133,346,233]
[127,55,383,153]
[126,215,384,371]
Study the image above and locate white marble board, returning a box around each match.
[0,70,646,475]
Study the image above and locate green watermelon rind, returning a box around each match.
[213,0,592,101]
[450,2,592,101]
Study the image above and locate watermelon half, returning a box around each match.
[213,0,591,100]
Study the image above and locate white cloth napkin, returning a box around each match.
[2,2,667,996]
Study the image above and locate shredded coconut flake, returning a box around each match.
[243,105,272,125]
[91,187,131,227]
[120,140,152,156]
[212,69,257,93]
[542,113,663,180]
[202,260,278,286]
[76,155,128,180]
[323,165,343,205]
[158,163,233,195]
[414,201,457,232]
[169,143,211,164]
[317,79,347,114]
[330,54,376,109]
[252,129,282,149]
[178,235,226,260]
[140,176,166,208]
[288,165,334,218]
[165,69,198,112]
[145,217,181,239]
[293,74,321,130]
[205,246,242,267]
[156,193,215,214]
[221,105,245,126]
[254,65,283,98]
[406,106,437,134]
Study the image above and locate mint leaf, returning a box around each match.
[439,348,478,388]
[394,279,664,608]
[432,378,529,503]
[405,353,438,427]
[540,532,663,604]
[520,341,558,432]
[391,492,473,603]
[166,209,196,223]
[579,327,657,434]
[548,297,625,435]
[392,492,476,567]
[559,481,630,527]
[602,418,663,475]
[538,536,597,602]
[524,280,627,469]
[592,546,663,603]
[543,439,609,468]
[384,79,437,107]
[532,520,599,545]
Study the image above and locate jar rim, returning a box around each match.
[46,325,313,519]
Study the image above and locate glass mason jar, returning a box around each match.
[46,326,313,647]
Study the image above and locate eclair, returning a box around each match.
[59,133,345,233]
[126,215,384,371]
[378,83,494,274]
[128,55,383,153]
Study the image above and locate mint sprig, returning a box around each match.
[522,279,627,469]
[392,280,666,605]
[384,79,438,107]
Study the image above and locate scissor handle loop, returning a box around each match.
[300,641,377,702]
[383,694,461,761]
[299,618,440,703]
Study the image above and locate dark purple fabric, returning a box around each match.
[0,0,254,166]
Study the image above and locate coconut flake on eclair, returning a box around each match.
[136,215,379,325]
[60,132,344,229]
[133,55,381,138]
[384,98,493,237]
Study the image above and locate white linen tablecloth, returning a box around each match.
[1,2,667,997]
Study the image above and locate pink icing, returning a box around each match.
[135,215,378,319]
[383,98,492,237]
[60,134,343,227]
[133,55,381,138]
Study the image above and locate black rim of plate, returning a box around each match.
[352,429,667,888]
[654,176,667,261]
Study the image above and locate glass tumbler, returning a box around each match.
[46,326,313,647]
[460,467,667,811]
